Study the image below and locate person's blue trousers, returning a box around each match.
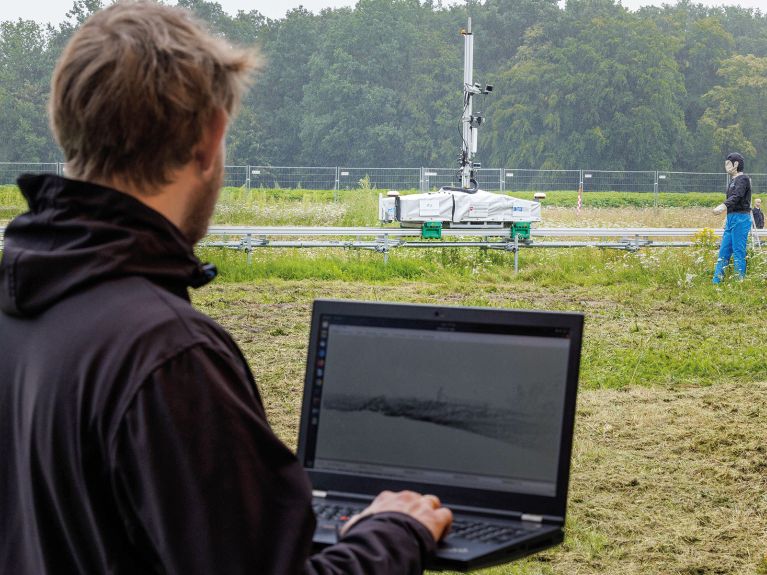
[712,211,751,283]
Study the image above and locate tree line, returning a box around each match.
[2,0,767,172]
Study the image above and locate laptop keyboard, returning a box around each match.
[314,503,525,544]
[313,502,364,523]
[449,519,525,544]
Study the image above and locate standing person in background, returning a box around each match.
[753,198,764,229]
[0,2,451,574]
[712,152,752,283]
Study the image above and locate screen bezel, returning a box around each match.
[296,299,583,519]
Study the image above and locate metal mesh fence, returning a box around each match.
[249,166,336,190]
[582,170,656,193]
[657,172,727,194]
[504,169,581,193]
[338,167,420,191]
[223,166,249,188]
[420,168,458,191]
[748,174,767,196]
[473,169,504,191]
[419,168,504,192]
[0,163,59,185]
[1,162,764,198]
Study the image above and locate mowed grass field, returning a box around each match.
[3,184,767,573]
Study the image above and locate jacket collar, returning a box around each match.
[0,174,216,316]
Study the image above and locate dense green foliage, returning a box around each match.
[2,0,767,171]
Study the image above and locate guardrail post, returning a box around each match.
[246,233,253,265]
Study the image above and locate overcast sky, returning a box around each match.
[1,0,764,26]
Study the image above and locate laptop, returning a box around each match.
[297,299,583,571]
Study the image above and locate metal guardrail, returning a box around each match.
[204,225,734,238]
[200,225,766,269]
[3,225,764,269]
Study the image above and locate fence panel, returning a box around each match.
[419,168,504,192]
[249,166,337,190]
[0,162,59,185]
[582,170,656,193]
[657,172,727,194]
[223,165,249,188]
[504,169,581,193]
[420,168,457,192]
[338,167,420,191]
[472,168,503,191]
[748,173,767,195]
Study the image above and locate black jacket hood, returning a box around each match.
[0,174,216,317]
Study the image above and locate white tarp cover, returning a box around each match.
[397,191,454,221]
[390,188,541,224]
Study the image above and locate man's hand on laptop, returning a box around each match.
[340,490,453,542]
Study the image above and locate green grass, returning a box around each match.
[0,185,25,222]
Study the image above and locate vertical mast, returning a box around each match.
[459,18,491,190]
[460,18,474,189]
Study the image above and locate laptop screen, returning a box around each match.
[301,304,577,501]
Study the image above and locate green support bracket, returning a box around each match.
[421,221,443,239]
[510,221,531,240]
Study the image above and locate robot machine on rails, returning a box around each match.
[378,19,542,239]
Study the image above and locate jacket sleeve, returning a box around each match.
[108,342,317,575]
[108,342,434,575]
[304,512,436,575]
[724,177,750,209]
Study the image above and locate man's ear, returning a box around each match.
[194,108,228,174]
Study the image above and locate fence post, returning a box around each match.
[499,168,504,193]
[246,165,251,190]
[419,167,425,193]
[653,171,658,208]
[334,167,340,202]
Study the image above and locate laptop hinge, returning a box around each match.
[312,490,374,503]
[444,503,562,525]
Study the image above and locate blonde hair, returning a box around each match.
[49,0,261,190]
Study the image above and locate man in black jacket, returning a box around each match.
[0,3,451,574]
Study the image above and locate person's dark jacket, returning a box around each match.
[0,174,435,575]
[753,206,764,229]
[724,174,752,213]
